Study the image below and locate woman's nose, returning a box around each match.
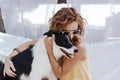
[69,33,74,40]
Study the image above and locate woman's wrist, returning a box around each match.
[13,48,21,53]
[7,48,20,60]
[5,56,12,62]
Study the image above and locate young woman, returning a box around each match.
[4,7,91,80]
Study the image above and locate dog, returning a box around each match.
[0,30,78,80]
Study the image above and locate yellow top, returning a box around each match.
[60,58,91,80]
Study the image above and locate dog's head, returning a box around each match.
[44,30,78,59]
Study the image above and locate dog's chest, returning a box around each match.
[26,38,56,80]
[32,39,51,71]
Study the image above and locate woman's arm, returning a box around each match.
[4,39,38,77]
[7,39,38,59]
[44,36,87,78]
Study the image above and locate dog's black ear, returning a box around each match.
[43,30,53,37]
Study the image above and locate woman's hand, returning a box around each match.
[44,35,54,54]
[72,35,82,47]
[4,55,17,77]
[72,35,88,61]
[3,39,38,77]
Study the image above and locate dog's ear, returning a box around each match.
[43,30,53,37]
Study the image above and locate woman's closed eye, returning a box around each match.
[61,30,81,35]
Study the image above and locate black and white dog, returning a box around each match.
[0,30,78,80]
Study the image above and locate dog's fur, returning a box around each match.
[0,30,78,80]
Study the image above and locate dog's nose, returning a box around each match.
[74,49,78,53]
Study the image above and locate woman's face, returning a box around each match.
[62,21,78,40]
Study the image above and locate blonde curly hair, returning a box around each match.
[49,7,86,36]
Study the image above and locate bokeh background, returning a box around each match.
[0,0,120,80]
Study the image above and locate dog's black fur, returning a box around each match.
[0,30,77,80]
[0,46,33,80]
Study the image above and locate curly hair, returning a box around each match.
[49,7,86,36]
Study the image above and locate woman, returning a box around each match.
[4,7,91,80]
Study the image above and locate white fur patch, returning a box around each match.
[20,38,59,80]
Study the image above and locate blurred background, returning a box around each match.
[0,0,120,80]
[0,0,120,42]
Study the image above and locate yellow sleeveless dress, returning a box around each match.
[60,58,91,80]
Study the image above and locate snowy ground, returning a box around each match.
[0,32,120,80]
[87,40,120,80]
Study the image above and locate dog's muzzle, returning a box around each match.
[60,47,78,59]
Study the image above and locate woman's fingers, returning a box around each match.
[46,35,55,44]
[4,67,16,77]
[45,35,54,53]
[4,58,17,77]
[72,35,82,47]
[52,35,55,42]
[9,61,16,72]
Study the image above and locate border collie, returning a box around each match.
[0,30,78,80]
